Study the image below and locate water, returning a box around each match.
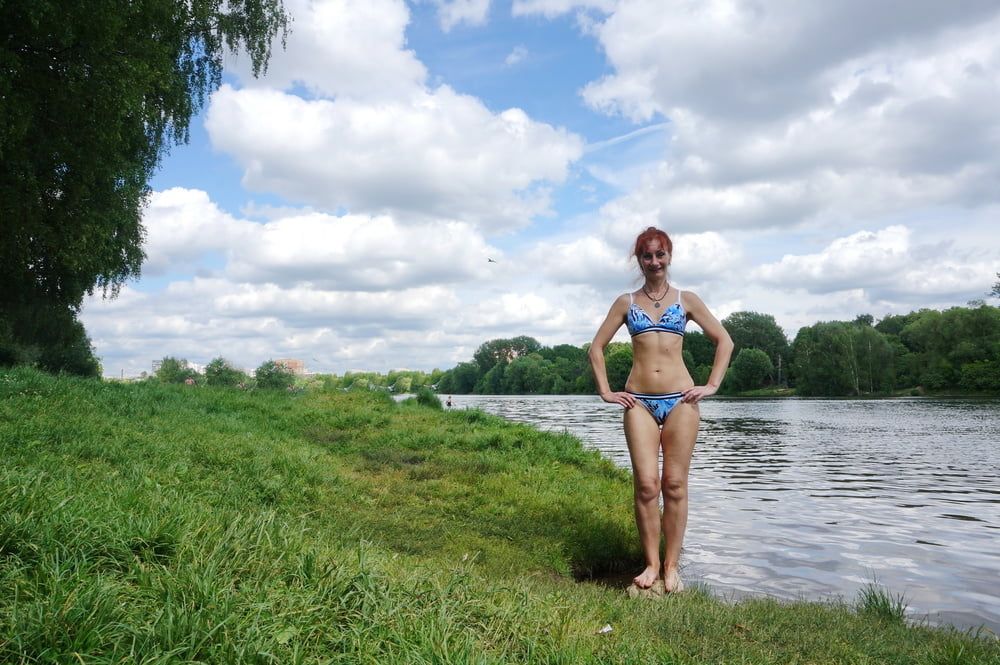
[443,394,1000,632]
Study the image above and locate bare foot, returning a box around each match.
[663,567,685,593]
[633,565,659,589]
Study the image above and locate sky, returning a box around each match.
[80,0,1000,378]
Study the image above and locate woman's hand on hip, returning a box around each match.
[600,391,636,408]
[681,384,717,403]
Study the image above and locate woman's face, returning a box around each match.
[638,240,669,276]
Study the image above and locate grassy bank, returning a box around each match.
[1,368,996,664]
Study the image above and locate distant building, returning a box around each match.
[275,358,306,376]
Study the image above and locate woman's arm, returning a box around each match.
[588,295,636,408]
[681,291,734,403]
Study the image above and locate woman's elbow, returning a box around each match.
[587,345,604,363]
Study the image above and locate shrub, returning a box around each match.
[205,357,248,387]
[255,360,296,390]
[155,357,199,384]
[414,386,443,410]
[959,360,1000,391]
[728,347,774,392]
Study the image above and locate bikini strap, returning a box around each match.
[676,289,683,305]
[628,292,634,305]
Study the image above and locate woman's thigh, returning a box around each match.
[660,402,699,478]
[624,404,662,482]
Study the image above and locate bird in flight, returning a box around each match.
[487,257,497,263]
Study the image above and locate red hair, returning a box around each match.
[632,226,672,258]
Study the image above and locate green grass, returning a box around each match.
[856,581,908,623]
[1,367,998,664]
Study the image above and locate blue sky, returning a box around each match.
[82,0,1000,377]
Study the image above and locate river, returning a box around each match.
[441,394,1000,633]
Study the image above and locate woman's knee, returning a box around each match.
[661,476,687,502]
[634,476,660,503]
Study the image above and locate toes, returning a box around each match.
[663,571,684,593]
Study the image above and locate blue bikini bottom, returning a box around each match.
[629,391,684,426]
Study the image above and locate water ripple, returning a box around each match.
[448,394,1000,632]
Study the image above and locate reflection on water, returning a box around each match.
[447,394,1000,632]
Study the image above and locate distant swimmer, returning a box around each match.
[446,395,453,407]
[589,226,733,594]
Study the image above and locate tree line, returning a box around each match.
[436,304,1000,397]
[150,356,446,394]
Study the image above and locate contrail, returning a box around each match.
[584,122,669,154]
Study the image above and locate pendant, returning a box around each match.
[654,302,661,308]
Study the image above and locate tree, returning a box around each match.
[255,360,295,390]
[0,301,100,376]
[442,361,480,394]
[875,312,918,338]
[1,0,289,363]
[205,357,247,387]
[791,321,895,396]
[728,348,773,392]
[722,311,790,369]
[684,331,715,367]
[848,323,895,394]
[472,336,542,373]
[604,342,633,392]
[991,272,1000,299]
[474,363,506,394]
[155,356,198,384]
[503,353,554,394]
[791,323,857,396]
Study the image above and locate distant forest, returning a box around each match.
[434,304,1000,397]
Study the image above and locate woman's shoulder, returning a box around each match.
[616,291,636,307]
[608,292,634,315]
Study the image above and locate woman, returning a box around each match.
[589,227,733,592]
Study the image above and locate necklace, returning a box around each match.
[643,284,669,309]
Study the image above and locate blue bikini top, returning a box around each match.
[626,289,686,337]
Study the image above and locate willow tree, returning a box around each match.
[0,0,289,370]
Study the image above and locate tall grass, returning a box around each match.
[1,367,997,664]
[857,580,908,623]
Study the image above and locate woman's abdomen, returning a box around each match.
[625,339,694,393]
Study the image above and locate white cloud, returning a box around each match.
[511,0,615,19]
[505,45,529,67]
[753,226,912,292]
[142,188,499,290]
[207,85,583,230]
[207,0,585,232]
[523,230,740,291]
[432,0,491,31]
[142,189,249,275]
[752,225,996,302]
[580,2,1000,232]
[226,0,426,101]
[582,1,1000,123]
[669,231,743,284]
[226,212,497,290]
